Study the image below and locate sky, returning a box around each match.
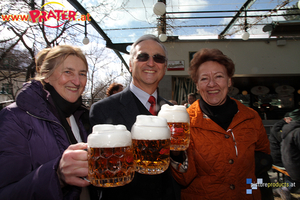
[78,0,298,43]
[1,0,298,84]
[72,0,298,75]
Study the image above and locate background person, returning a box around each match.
[89,34,180,200]
[0,45,94,200]
[185,93,197,108]
[269,112,292,167]
[169,99,178,105]
[171,48,271,200]
[106,82,124,97]
[277,109,300,199]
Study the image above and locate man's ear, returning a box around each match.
[129,61,133,73]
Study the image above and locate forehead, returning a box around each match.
[198,61,227,75]
[58,55,87,71]
[135,40,165,55]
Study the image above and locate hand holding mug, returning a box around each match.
[57,143,90,188]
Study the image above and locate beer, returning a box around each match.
[158,104,190,151]
[167,122,190,151]
[87,124,134,187]
[131,115,171,175]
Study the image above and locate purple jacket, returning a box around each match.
[0,80,90,200]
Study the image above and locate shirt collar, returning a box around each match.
[130,82,157,108]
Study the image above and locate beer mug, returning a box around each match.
[87,124,135,187]
[158,104,190,151]
[131,115,171,175]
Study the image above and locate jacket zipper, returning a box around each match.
[26,111,72,145]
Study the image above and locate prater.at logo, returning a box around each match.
[1,2,91,28]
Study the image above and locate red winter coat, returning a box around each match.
[171,99,270,200]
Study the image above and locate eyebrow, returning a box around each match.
[64,67,87,72]
[200,71,225,75]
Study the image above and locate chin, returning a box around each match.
[207,100,222,106]
[64,97,79,103]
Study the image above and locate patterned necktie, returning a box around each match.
[148,96,156,115]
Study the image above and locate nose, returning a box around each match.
[208,77,216,87]
[147,56,155,67]
[72,74,80,86]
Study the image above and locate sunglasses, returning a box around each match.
[136,53,166,64]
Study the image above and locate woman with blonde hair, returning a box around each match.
[0,45,96,200]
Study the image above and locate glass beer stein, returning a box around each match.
[87,124,135,187]
[131,115,171,175]
[158,104,190,151]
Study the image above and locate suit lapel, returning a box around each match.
[118,88,141,131]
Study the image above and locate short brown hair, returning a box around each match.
[106,83,123,96]
[189,48,235,83]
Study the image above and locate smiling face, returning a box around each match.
[44,55,87,103]
[129,39,167,94]
[196,61,231,106]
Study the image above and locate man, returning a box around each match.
[276,109,300,200]
[89,34,180,200]
[269,112,292,167]
[186,93,197,108]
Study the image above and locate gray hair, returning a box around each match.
[129,34,168,65]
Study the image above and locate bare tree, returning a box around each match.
[0,0,90,85]
[1,0,131,102]
[83,39,127,106]
[0,48,31,100]
[283,3,300,21]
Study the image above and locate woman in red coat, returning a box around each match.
[171,48,271,200]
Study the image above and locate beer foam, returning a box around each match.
[88,124,132,148]
[131,115,170,140]
[158,104,190,123]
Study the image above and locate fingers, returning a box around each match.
[58,143,90,187]
[63,149,88,162]
[61,163,89,185]
[67,142,88,151]
[64,143,88,161]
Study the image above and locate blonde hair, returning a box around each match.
[35,45,88,84]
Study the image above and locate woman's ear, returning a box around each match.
[44,77,49,83]
[228,78,232,87]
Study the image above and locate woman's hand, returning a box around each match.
[57,143,90,188]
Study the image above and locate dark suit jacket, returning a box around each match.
[89,87,180,200]
[90,87,171,131]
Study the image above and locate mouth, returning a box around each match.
[144,69,155,74]
[66,86,79,91]
[208,90,219,94]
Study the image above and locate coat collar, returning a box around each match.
[188,98,256,132]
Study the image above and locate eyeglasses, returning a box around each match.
[136,53,166,64]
